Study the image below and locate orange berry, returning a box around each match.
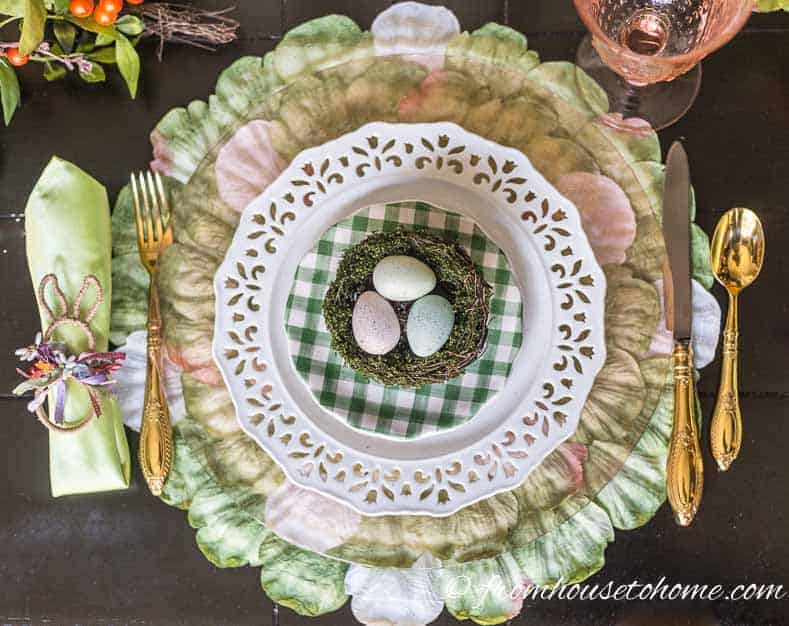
[6,47,29,67]
[126,0,143,5]
[93,6,117,25]
[99,0,123,13]
[68,0,94,17]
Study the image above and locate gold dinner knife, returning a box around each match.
[663,141,703,527]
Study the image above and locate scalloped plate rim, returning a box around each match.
[212,121,607,517]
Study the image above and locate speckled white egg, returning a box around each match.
[406,295,455,357]
[372,255,437,302]
[352,291,401,355]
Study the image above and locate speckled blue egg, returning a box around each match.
[372,255,437,302]
[406,295,455,357]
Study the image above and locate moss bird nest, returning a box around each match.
[323,230,492,387]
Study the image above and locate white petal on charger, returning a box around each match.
[648,279,722,369]
[264,482,361,553]
[115,330,186,431]
[372,2,460,71]
[346,554,444,626]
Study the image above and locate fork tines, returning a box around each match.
[130,170,171,248]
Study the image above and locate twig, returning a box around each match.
[0,41,93,73]
[132,3,240,61]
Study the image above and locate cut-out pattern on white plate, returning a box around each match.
[213,122,607,516]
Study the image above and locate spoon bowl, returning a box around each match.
[710,208,765,294]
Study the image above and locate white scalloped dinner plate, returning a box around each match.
[213,122,606,517]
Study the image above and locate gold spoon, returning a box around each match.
[709,207,765,471]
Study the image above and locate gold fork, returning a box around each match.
[131,171,174,496]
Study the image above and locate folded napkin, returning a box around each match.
[25,157,131,496]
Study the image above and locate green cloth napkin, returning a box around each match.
[25,157,131,497]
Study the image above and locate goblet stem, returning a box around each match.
[620,82,641,119]
[575,34,702,132]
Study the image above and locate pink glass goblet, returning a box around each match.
[574,0,753,131]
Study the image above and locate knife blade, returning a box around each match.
[663,139,703,528]
[663,141,693,342]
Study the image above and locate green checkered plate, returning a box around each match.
[285,201,524,439]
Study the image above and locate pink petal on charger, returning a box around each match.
[557,441,589,494]
[398,70,450,117]
[556,172,636,266]
[507,577,536,620]
[164,340,223,385]
[150,129,175,179]
[216,120,287,212]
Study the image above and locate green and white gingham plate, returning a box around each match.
[285,201,524,439]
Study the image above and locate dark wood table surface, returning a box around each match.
[2,1,789,625]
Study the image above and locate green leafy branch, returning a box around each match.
[0,0,142,124]
[68,15,141,96]
[0,1,238,125]
[0,57,20,125]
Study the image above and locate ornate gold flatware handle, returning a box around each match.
[711,293,741,471]
[666,343,704,527]
[139,284,173,496]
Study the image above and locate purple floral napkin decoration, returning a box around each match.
[14,331,125,425]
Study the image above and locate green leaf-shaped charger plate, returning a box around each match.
[110,5,720,623]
